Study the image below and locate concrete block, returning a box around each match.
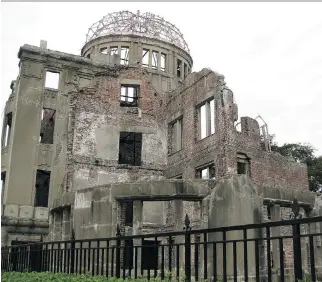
[3,204,19,218]
[18,205,33,219]
[34,207,49,220]
[40,40,47,49]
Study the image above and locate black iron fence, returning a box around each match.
[2,215,322,282]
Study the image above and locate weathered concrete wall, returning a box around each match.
[206,174,262,278]
[67,67,168,193]
[71,179,214,240]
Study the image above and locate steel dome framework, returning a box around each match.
[86,10,190,53]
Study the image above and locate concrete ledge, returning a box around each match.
[18,205,33,219]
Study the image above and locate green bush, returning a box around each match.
[1,272,143,282]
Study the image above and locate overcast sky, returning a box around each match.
[1,2,322,155]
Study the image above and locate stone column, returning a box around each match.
[269,204,281,274]
[133,200,143,271]
[168,51,173,75]
[173,199,184,274]
[300,207,309,274]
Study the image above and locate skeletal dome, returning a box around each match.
[85,10,190,53]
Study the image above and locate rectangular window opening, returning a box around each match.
[237,153,250,176]
[177,59,182,78]
[184,63,188,78]
[35,169,51,207]
[237,162,246,174]
[198,98,215,140]
[169,117,183,154]
[210,99,215,135]
[110,46,118,56]
[1,172,6,205]
[124,201,133,227]
[86,54,90,59]
[142,49,149,67]
[151,51,158,70]
[3,112,12,147]
[40,108,56,144]
[200,104,207,139]
[45,71,59,90]
[196,163,215,179]
[120,85,139,107]
[118,132,142,166]
[100,47,108,55]
[160,53,166,72]
[120,46,129,65]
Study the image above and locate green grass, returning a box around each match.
[1,272,142,282]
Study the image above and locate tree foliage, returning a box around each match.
[269,136,322,192]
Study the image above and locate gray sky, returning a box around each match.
[1,2,322,155]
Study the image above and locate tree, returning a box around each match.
[269,137,322,192]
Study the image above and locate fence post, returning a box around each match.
[184,214,192,282]
[116,223,121,278]
[290,198,303,282]
[70,229,76,274]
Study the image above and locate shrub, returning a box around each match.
[1,272,130,282]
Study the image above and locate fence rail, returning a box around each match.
[2,215,322,282]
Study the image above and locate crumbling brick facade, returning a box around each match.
[1,11,315,269]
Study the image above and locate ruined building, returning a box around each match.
[1,10,322,277]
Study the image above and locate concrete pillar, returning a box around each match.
[175,119,182,151]
[208,175,261,279]
[129,41,135,65]
[148,48,152,68]
[168,51,173,75]
[300,207,309,274]
[180,60,184,80]
[133,200,143,271]
[269,204,281,273]
[40,40,47,49]
[173,199,184,272]
[157,50,161,71]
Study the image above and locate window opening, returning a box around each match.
[110,46,118,56]
[1,172,6,207]
[118,132,142,166]
[196,163,215,179]
[184,63,188,78]
[169,117,183,154]
[152,51,158,70]
[160,53,166,71]
[200,104,207,139]
[2,112,12,147]
[237,153,250,176]
[86,54,90,59]
[198,98,215,140]
[45,71,59,90]
[34,169,51,207]
[39,108,56,144]
[100,47,108,55]
[210,99,215,135]
[1,172,6,191]
[120,46,129,65]
[120,85,139,107]
[177,59,182,78]
[125,201,133,227]
[142,49,149,67]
